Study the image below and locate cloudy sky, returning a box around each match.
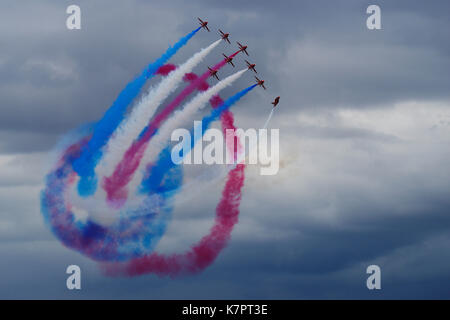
[1,0,450,299]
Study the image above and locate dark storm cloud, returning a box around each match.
[0,0,450,299]
[0,130,57,154]
[1,0,449,149]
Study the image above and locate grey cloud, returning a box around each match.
[1,0,450,299]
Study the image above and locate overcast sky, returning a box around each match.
[1,0,450,299]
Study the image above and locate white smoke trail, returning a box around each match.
[128,68,248,192]
[175,108,276,201]
[262,108,274,131]
[164,108,276,209]
[95,39,222,180]
[234,108,275,166]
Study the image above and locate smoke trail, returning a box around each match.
[126,73,226,211]
[150,96,274,212]
[41,134,184,262]
[41,30,262,276]
[95,40,222,181]
[156,64,177,76]
[102,51,242,204]
[103,161,243,276]
[72,27,201,197]
[131,85,254,261]
[194,84,257,143]
[263,108,275,131]
[102,97,248,277]
[169,105,276,209]
[138,82,254,195]
[234,107,275,166]
[209,95,242,159]
[132,69,248,192]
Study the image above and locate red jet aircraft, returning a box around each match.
[198,18,210,32]
[245,60,257,73]
[271,96,280,108]
[255,76,266,90]
[237,42,249,56]
[222,53,235,67]
[208,67,219,80]
[219,30,231,44]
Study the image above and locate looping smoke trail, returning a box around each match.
[41,28,260,276]
[164,105,275,212]
[263,108,275,131]
[96,40,222,183]
[195,85,257,137]
[102,51,242,204]
[102,94,249,277]
[72,27,201,197]
[127,70,232,210]
[234,108,276,167]
[132,69,248,193]
[138,84,256,195]
[165,100,276,206]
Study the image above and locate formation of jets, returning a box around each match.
[198,18,280,108]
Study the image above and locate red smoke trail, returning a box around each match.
[156,64,177,76]
[102,164,245,277]
[102,75,246,277]
[103,51,241,206]
[210,95,243,160]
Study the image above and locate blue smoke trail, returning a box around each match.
[195,84,257,139]
[72,27,201,197]
[139,84,257,194]
[41,136,184,262]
